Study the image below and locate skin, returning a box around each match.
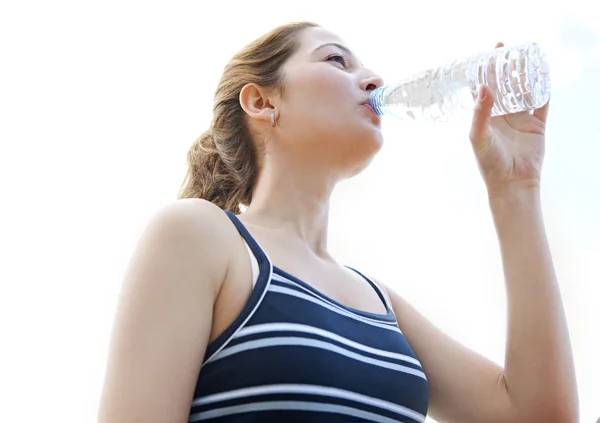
[98,27,579,423]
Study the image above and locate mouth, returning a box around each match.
[361,102,381,122]
[363,103,376,114]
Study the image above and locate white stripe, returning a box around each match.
[191,384,426,422]
[269,283,401,333]
[235,323,422,367]
[212,336,427,380]
[190,400,412,423]
[271,274,397,326]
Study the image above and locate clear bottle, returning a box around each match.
[369,42,551,122]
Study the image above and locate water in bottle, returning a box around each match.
[369,42,550,122]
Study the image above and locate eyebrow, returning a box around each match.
[313,42,354,58]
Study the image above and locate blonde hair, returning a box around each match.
[178,21,319,213]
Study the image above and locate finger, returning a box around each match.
[469,85,495,151]
[533,98,550,123]
[495,41,505,48]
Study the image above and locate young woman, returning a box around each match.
[98,22,578,423]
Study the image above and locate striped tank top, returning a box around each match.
[188,211,429,422]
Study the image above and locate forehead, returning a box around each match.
[297,27,346,50]
[292,27,352,58]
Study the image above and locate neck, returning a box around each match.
[242,156,338,258]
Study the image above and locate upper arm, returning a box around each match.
[377,281,519,423]
[98,199,233,423]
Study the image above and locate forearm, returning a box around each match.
[489,187,578,422]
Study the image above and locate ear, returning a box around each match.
[239,83,276,124]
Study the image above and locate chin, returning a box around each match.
[359,130,384,157]
[345,156,376,179]
[343,133,383,178]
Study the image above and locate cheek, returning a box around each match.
[279,67,382,157]
[286,68,352,114]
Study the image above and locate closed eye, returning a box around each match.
[326,53,350,69]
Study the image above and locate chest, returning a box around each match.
[273,261,388,315]
[250,237,388,315]
[199,272,430,422]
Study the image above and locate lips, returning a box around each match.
[361,102,381,123]
[363,103,377,115]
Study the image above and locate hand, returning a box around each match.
[468,42,550,196]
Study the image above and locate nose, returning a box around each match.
[360,70,384,92]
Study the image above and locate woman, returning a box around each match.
[98,22,578,423]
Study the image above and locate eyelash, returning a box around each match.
[326,53,350,69]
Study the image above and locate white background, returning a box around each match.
[1,1,598,422]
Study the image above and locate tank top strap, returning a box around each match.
[345,266,394,314]
[202,211,273,364]
[224,210,272,275]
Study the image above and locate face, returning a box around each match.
[273,27,385,178]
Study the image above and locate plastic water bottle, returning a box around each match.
[369,42,550,122]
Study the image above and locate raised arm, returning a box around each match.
[378,61,577,422]
[488,186,577,421]
[381,188,577,423]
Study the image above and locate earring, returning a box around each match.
[271,111,276,128]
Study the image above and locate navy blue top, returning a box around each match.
[188,210,429,422]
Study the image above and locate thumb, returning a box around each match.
[469,85,494,152]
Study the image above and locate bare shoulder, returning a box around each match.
[147,198,235,240]
[98,199,239,423]
[133,198,238,293]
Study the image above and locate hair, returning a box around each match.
[178,21,320,213]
